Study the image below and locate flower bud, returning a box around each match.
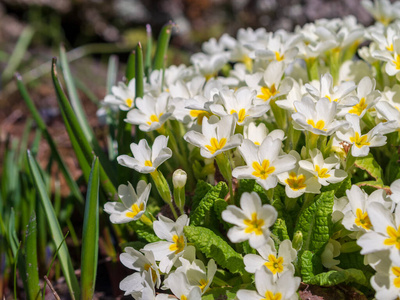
[292,230,303,251]
[173,169,187,189]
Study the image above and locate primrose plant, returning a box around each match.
[97,1,400,299]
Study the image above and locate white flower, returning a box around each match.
[104,181,151,223]
[373,38,400,80]
[357,202,400,265]
[243,122,285,146]
[375,101,400,131]
[336,114,388,157]
[183,115,243,159]
[221,192,278,249]
[243,238,296,277]
[232,138,296,191]
[167,272,202,300]
[117,135,172,174]
[210,87,270,125]
[277,151,321,199]
[125,93,173,132]
[298,149,347,186]
[190,52,229,80]
[362,0,400,26]
[144,214,191,273]
[390,179,400,204]
[236,267,301,300]
[104,80,136,111]
[342,185,391,235]
[370,257,400,300]
[321,239,341,269]
[292,96,347,136]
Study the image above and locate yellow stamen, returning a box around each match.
[257,84,278,102]
[393,54,400,70]
[242,55,253,71]
[384,226,400,249]
[146,113,163,125]
[125,202,145,218]
[144,264,157,283]
[125,98,133,108]
[169,235,185,254]
[189,110,212,125]
[387,43,394,52]
[307,119,326,131]
[181,296,187,300]
[275,51,284,61]
[348,97,367,116]
[392,267,400,288]
[205,137,227,154]
[349,132,370,148]
[144,160,153,167]
[230,108,248,123]
[354,208,372,230]
[285,172,307,191]
[315,165,330,179]
[264,254,284,274]
[243,212,265,235]
[264,290,282,300]
[325,95,338,102]
[252,160,275,180]
[199,279,208,292]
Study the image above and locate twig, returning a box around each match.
[44,276,61,300]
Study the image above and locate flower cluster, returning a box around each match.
[100,1,400,299]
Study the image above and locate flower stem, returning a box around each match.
[150,170,178,219]
[215,152,234,205]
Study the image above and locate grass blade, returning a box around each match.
[80,158,100,299]
[23,211,41,300]
[152,22,173,70]
[135,42,144,98]
[59,45,93,141]
[2,26,34,82]
[51,59,118,200]
[15,74,84,204]
[27,150,80,299]
[125,50,136,82]
[107,55,119,93]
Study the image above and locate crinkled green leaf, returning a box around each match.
[337,251,374,284]
[236,179,268,204]
[190,182,228,227]
[184,225,245,274]
[386,153,400,184]
[132,221,160,243]
[321,176,351,198]
[272,198,295,239]
[300,250,322,282]
[356,180,388,191]
[306,269,369,287]
[355,153,383,182]
[271,218,290,243]
[295,191,334,253]
[191,180,213,210]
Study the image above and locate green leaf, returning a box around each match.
[27,151,80,299]
[135,42,145,98]
[271,218,290,242]
[236,179,268,204]
[184,225,245,274]
[300,250,323,282]
[144,24,153,77]
[321,176,351,198]
[132,221,161,243]
[191,180,213,210]
[153,23,173,70]
[22,211,41,300]
[190,181,228,227]
[355,153,383,182]
[295,191,334,253]
[202,285,245,300]
[306,269,369,287]
[125,50,136,82]
[81,158,100,300]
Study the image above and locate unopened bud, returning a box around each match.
[173,169,187,189]
[292,231,303,251]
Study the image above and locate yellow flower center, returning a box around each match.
[307,119,326,131]
[264,254,284,274]
[230,108,248,123]
[125,98,133,108]
[199,279,208,292]
[146,113,163,125]
[243,212,265,235]
[315,165,330,179]
[257,84,278,102]
[349,132,370,148]
[348,97,367,116]
[387,43,394,52]
[252,160,276,180]
[264,290,282,300]
[354,208,372,230]
[392,266,400,288]
[275,51,284,61]
[285,172,307,191]
[181,296,187,300]
[169,234,185,254]
[325,95,338,102]
[144,160,153,167]
[384,226,400,249]
[205,137,227,154]
[254,141,260,145]
[125,203,145,218]
[242,55,253,71]
[144,264,157,283]
[393,54,400,70]
[189,110,212,125]
[205,73,216,81]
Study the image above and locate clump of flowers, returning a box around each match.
[98,1,400,299]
